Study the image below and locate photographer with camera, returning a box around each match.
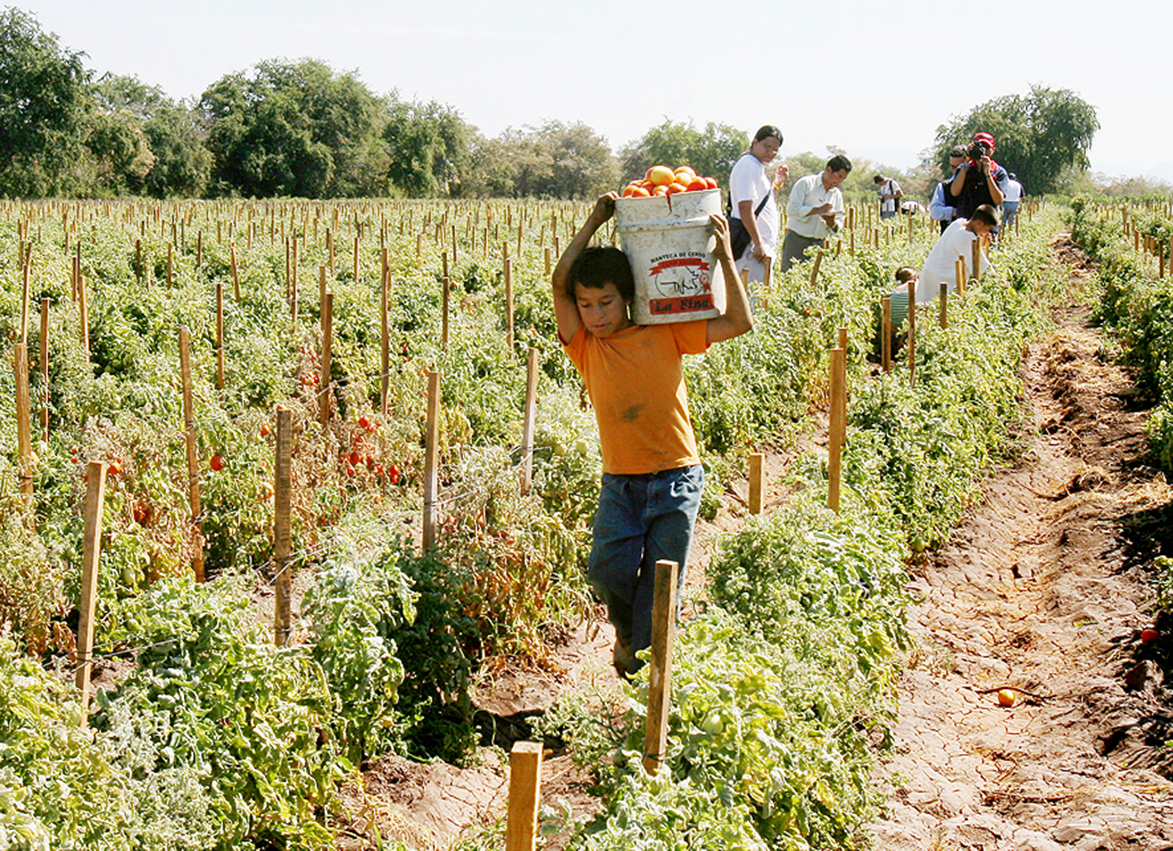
[948,132,1009,221]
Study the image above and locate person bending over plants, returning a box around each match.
[551,192,754,677]
[879,205,999,348]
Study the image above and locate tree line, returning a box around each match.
[2,7,1100,201]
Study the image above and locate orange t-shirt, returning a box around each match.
[564,322,709,475]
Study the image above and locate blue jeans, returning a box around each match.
[587,464,704,671]
[1002,201,1019,227]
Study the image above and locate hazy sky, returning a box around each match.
[25,0,1173,182]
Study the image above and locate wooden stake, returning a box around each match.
[828,347,846,513]
[179,327,205,582]
[505,258,515,356]
[380,254,390,415]
[40,298,49,442]
[78,272,90,363]
[274,407,292,646]
[215,280,225,390]
[290,239,299,326]
[643,559,678,776]
[505,742,543,851]
[908,277,917,387]
[441,275,451,352]
[748,452,763,514]
[881,298,892,372]
[808,249,824,288]
[971,239,981,283]
[320,288,333,428]
[76,460,106,723]
[14,343,33,498]
[521,347,539,494]
[231,242,241,302]
[422,371,440,550]
[939,283,948,329]
[20,254,30,343]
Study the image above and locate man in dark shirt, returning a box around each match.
[948,132,1009,220]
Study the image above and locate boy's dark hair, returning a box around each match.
[827,154,853,174]
[873,174,884,184]
[567,246,635,302]
[970,204,1001,228]
[754,125,783,144]
[895,266,917,284]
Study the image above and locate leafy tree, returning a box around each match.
[384,97,471,197]
[930,85,1099,194]
[143,104,212,197]
[200,59,388,198]
[620,120,748,185]
[93,72,169,119]
[479,121,617,199]
[83,108,155,196]
[0,7,90,196]
[463,133,518,197]
[541,120,620,199]
[89,74,211,197]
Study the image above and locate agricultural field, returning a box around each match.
[1,195,1166,850]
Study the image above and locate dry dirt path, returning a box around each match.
[870,273,1173,848]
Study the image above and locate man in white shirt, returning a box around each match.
[874,173,902,220]
[1002,173,1024,227]
[728,125,787,285]
[780,154,852,272]
[930,146,966,234]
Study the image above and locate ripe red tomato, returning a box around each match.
[389,465,401,485]
[210,454,225,472]
[260,422,271,437]
[1141,629,1160,643]
[358,415,370,430]
[133,504,149,524]
[704,177,718,190]
[107,459,122,476]
[348,451,361,466]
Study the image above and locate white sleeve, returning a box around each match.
[729,156,758,213]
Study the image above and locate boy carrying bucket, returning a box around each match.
[551,192,754,677]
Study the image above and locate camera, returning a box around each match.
[967,140,990,161]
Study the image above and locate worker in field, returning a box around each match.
[551,193,754,678]
[930,146,967,233]
[780,154,851,272]
[728,125,788,287]
[884,204,1000,335]
[1003,173,1024,227]
[874,173,903,220]
[948,132,1009,220]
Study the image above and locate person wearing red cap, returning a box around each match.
[948,132,1009,222]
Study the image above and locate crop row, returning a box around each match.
[0,199,1066,849]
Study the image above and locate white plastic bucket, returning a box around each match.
[614,188,727,325]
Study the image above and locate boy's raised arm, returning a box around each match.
[706,214,754,344]
[552,193,617,344]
